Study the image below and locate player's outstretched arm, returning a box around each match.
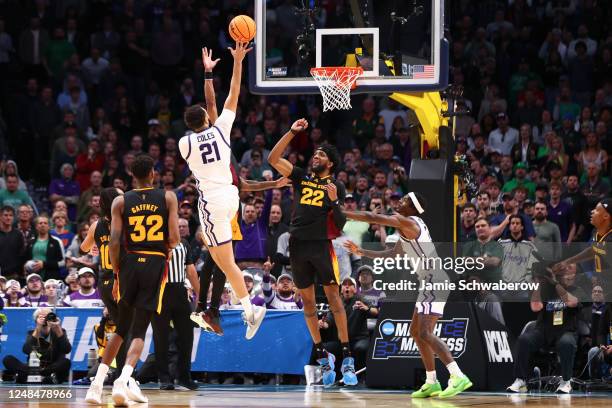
[268,119,308,177]
[343,210,421,240]
[224,42,252,113]
[240,177,290,192]
[344,239,403,259]
[109,196,125,273]
[79,219,98,254]
[202,47,220,123]
[166,190,180,250]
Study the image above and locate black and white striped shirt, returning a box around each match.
[168,239,194,283]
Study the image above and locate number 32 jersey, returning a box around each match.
[289,166,346,241]
[123,188,169,254]
[179,109,236,194]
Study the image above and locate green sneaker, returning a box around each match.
[438,375,473,398]
[411,381,442,398]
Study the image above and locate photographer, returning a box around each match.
[507,266,586,394]
[2,307,72,384]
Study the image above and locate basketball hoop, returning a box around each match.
[310,67,363,111]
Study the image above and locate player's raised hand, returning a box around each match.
[263,257,274,275]
[324,183,338,201]
[343,240,363,256]
[290,118,308,133]
[202,47,220,71]
[228,41,253,62]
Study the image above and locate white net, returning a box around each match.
[310,67,363,111]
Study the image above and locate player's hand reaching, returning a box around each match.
[202,47,220,72]
[324,183,338,201]
[228,42,253,62]
[343,240,363,256]
[263,257,274,275]
[275,177,290,188]
[290,118,308,134]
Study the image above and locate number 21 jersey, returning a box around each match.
[178,109,235,194]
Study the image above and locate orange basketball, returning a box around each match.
[228,15,256,43]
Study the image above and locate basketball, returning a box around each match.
[229,15,256,43]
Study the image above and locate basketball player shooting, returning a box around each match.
[179,42,266,339]
[268,119,358,387]
[342,193,473,398]
[86,155,180,405]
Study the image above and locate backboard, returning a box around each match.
[250,0,448,95]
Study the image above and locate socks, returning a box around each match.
[446,361,464,378]
[314,343,327,361]
[118,364,134,382]
[92,363,109,385]
[426,370,437,384]
[341,343,351,359]
[240,296,254,321]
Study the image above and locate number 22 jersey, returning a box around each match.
[289,166,346,241]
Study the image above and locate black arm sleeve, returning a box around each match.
[331,181,347,230]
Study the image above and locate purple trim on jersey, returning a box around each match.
[213,125,231,149]
[197,196,218,246]
[185,134,192,160]
[211,238,232,247]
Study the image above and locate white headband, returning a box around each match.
[408,192,424,214]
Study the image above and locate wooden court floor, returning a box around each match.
[0,384,612,407]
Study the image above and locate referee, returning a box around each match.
[152,218,200,390]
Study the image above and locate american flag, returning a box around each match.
[411,65,435,79]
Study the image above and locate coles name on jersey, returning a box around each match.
[179,109,236,193]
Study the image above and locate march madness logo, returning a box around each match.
[372,318,468,360]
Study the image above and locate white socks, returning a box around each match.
[240,296,254,321]
[92,363,109,386]
[426,370,437,384]
[118,364,134,382]
[446,361,464,378]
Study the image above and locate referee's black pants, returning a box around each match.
[151,283,194,383]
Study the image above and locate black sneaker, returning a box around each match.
[176,379,198,390]
[190,309,223,335]
[160,382,175,390]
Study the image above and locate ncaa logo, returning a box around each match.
[381,322,395,336]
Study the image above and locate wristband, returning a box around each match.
[204,71,213,80]
[332,199,339,206]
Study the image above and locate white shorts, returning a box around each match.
[197,185,239,247]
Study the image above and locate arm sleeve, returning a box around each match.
[262,274,274,304]
[259,190,273,228]
[331,181,347,230]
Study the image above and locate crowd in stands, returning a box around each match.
[0,0,610,385]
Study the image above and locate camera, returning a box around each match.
[45,312,58,324]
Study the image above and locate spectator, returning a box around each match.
[22,273,48,307]
[50,212,75,251]
[261,262,302,310]
[48,163,80,221]
[547,181,576,243]
[356,265,386,307]
[489,112,519,155]
[3,280,27,307]
[562,174,589,241]
[63,272,80,296]
[65,222,96,273]
[24,215,65,281]
[240,134,271,168]
[43,26,75,78]
[502,162,536,199]
[353,97,380,150]
[18,17,50,80]
[320,277,378,371]
[499,215,538,285]
[75,140,105,192]
[2,307,71,384]
[63,267,103,307]
[16,204,35,248]
[0,160,28,190]
[577,132,608,175]
[510,124,539,166]
[506,267,586,394]
[0,174,36,213]
[586,285,612,380]
[0,206,25,280]
[462,217,503,282]
[581,163,610,213]
[465,273,505,325]
[458,203,477,242]
[235,192,273,269]
[82,47,109,88]
[533,201,562,261]
[49,129,81,178]
[77,171,103,222]
[266,203,289,266]
[40,279,65,307]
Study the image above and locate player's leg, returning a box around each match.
[191,253,225,334]
[409,310,440,398]
[418,312,472,398]
[196,253,215,312]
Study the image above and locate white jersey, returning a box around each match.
[179,109,236,194]
[398,216,445,279]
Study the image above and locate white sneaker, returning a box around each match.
[84,382,103,404]
[243,305,266,340]
[111,379,129,406]
[556,380,572,394]
[506,378,527,393]
[126,377,148,403]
